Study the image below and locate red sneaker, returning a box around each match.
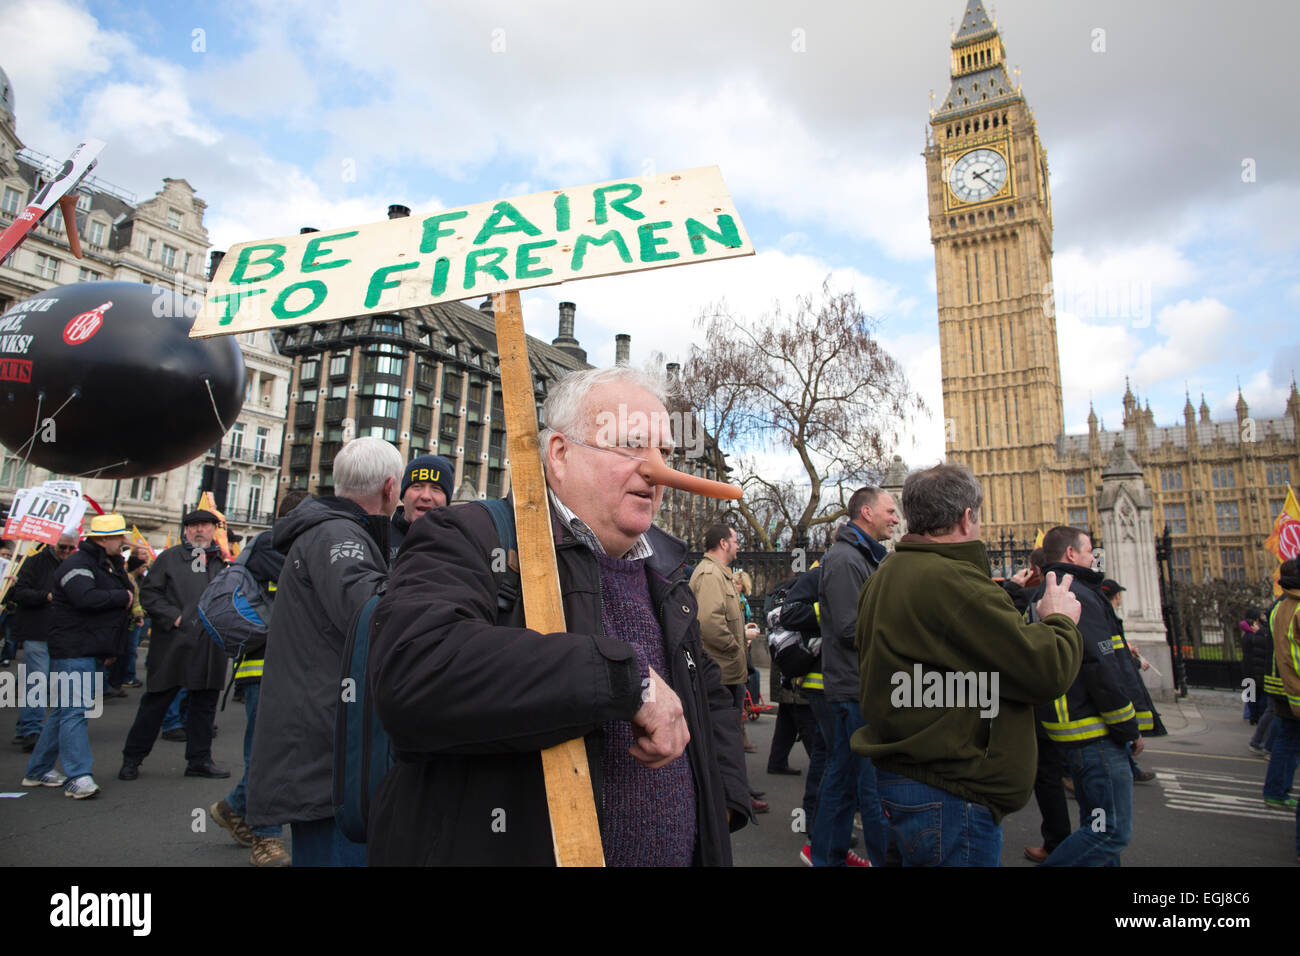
[799,844,812,866]
[846,850,872,867]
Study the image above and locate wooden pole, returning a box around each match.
[492,290,605,867]
[0,538,38,605]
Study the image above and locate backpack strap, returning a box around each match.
[476,499,520,618]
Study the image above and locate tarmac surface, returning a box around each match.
[0,643,1294,867]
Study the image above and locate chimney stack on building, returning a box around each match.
[388,204,411,219]
[207,250,225,280]
[551,301,587,364]
[299,227,319,234]
[615,334,631,367]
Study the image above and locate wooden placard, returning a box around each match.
[494,290,605,867]
[192,166,752,338]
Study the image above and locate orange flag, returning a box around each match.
[1265,484,1300,595]
[129,525,157,561]
[197,491,234,563]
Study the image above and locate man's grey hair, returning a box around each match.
[334,436,404,498]
[902,463,984,537]
[539,366,669,444]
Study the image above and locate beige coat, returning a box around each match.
[690,554,747,685]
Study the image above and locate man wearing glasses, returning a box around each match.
[367,366,749,866]
[9,533,78,751]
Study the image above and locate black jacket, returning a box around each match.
[1241,622,1273,685]
[47,539,132,659]
[1032,564,1140,747]
[367,501,749,866]
[388,507,411,565]
[9,545,62,644]
[139,541,229,692]
[819,523,886,701]
[246,496,388,827]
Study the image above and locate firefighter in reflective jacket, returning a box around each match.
[1034,568,1140,747]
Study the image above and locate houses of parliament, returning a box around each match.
[927,0,1298,585]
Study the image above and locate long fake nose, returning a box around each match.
[638,447,743,501]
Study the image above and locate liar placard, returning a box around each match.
[192,166,752,338]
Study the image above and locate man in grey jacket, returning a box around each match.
[810,485,897,867]
[245,436,402,866]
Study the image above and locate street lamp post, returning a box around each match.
[1155,524,1189,698]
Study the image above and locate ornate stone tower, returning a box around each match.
[926,0,1064,542]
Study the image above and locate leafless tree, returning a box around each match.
[680,279,923,550]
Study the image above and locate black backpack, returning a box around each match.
[333,499,520,844]
[766,566,822,678]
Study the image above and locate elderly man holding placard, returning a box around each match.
[368,367,750,865]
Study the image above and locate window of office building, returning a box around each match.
[1215,501,1240,532]
[1163,503,1187,535]
[1212,466,1235,489]
[1220,548,1245,583]
[1161,469,1183,491]
[35,254,58,280]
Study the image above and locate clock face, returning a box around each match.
[948,147,1009,204]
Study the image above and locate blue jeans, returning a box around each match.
[16,640,50,738]
[810,700,889,865]
[877,768,1001,866]
[290,818,366,867]
[24,657,98,781]
[224,683,280,838]
[162,687,187,733]
[1041,738,1133,866]
[1263,708,1300,801]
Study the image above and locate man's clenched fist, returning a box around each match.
[629,667,690,769]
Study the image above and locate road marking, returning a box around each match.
[1142,748,1268,765]
[1156,769,1294,822]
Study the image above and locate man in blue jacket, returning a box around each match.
[811,485,898,867]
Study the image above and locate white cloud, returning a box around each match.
[1055,309,1145,423]
[1132,297,1236,385]
[1051,242,1195,329]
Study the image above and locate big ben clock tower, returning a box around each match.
[927,0,1064,543]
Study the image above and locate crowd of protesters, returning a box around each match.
[2,364,1297,868]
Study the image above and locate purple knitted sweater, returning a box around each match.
[595,552,696,866]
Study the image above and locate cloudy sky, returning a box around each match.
[5,0,1297,475]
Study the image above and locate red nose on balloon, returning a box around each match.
[638,447,743,500]
[0,281,245,479]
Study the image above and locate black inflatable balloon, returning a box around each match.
[0,281,244,478]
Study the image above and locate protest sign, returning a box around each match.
[193,166,752,338]
[2,487,87,545]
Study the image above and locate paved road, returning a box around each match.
[1,648,1294,867]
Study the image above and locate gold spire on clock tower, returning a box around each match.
[926,0,1064,543]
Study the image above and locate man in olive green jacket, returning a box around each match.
[852,464,1083,866]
